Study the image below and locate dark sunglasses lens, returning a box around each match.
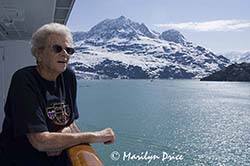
[65,47,75,55]
[52,45,74,55]
[52,45,62,53]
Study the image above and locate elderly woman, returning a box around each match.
[0,23,115,166]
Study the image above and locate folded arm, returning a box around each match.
[27,124,115,153]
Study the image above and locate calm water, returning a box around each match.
[76,80,250,166]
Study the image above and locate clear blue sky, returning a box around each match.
[67,0,250,54]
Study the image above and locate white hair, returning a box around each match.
[31,23,73,57]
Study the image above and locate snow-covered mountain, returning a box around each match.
[223,51,250,63]
[70,16,230,79]
[240,52,250,62]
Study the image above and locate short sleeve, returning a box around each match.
[6,71,48,136]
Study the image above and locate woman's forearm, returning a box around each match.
[27,132,95,152]
[26,128,115,152]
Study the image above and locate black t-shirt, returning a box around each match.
[0,66,79,166]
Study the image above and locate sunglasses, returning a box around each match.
[51,44,75,55]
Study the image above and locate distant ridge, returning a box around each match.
[223,51,250,63]
[200,63,250,81]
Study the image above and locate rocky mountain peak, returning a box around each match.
[160,29,186,45]
[85,16,157,41]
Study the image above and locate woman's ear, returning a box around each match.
[34,48,43,63]
[37,56,42,63]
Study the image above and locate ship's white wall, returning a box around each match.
[0,40,35,130]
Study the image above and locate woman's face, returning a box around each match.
[38,33,73,77]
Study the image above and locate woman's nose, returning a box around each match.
[61,49,70,58]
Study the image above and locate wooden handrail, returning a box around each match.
[67,144,103,166]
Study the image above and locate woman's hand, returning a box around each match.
[93,128,115,144]
[58,126,72,133]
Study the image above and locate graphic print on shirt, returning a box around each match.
[46,101,71,125]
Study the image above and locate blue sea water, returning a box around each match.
[76,79,250,166]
